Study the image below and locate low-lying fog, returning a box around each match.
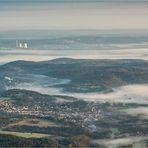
[8,78,148,104]
[93,136,148,148]
[123,107,148,119]
[6,74,148,119]
[73,84,148,104]
[1,48,148,64]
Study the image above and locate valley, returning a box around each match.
[0,58,148,147]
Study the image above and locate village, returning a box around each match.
[0,98,101,130]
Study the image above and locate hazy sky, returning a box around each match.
[0,0,148,30]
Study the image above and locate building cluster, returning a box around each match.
[0,101,43,116]
[0,100,101,130]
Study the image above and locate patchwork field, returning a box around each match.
[0,131,50,138]
[6,119,61,128]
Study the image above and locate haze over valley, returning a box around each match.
[0,0,148,147]
[0,57,148,147]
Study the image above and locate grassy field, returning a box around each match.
[0,97,11,100]
[0,131,50,138]
[7,119,61,128]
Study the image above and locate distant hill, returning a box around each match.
[0,58,148,92]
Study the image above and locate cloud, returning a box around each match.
[0,48,148,63]
[0,1,148,30]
